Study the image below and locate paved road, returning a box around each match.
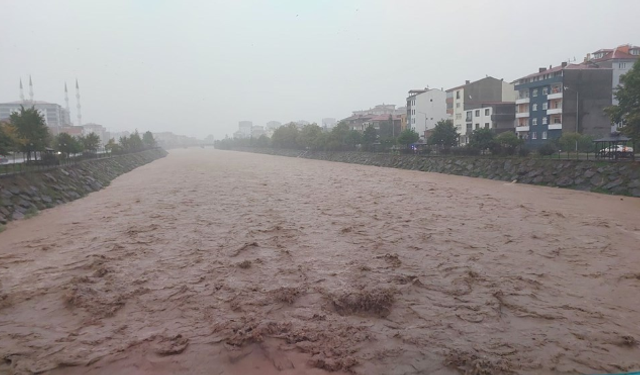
[1,149,639,375]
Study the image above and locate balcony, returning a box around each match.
[547,92,563,100]
[547,108,562,115]
[516,126,530,132]
[515,97,530,104]
[515,112,530,118]
[548,123,562,130]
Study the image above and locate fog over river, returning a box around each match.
[1,149,639,375]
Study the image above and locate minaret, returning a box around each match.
[64,83,71,126]
[75,79,82,126]
[29,75,34,102]
[19,79,25,103]
[64,83,70,113]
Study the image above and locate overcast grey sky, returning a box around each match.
[1,0,639,139]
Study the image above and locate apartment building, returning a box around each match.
[586,44,640,105]
[446,77,516,136]
[0,101,71,132]
[514,63,612,145]
[461,102,516,143]
[406,88,447,140]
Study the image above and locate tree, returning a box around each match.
[271,123,300,149]
[495,131,523,155]
[362,125,378,149]
[298,124,323,149]
[606,59,640,144]
[0,121,19,155]
[344,130,362,150]
[327,122,351,151]
[556,132,594,153]
[396,129,419,149]
[129,130,144,152]
[428,119,459,148]
[9,106,50,161]
[55,133,83,157]
[80,132,101,152]
[142,131,157,148]
[255,134,270,148]
[468,128,495,152]
[105,138,122,155]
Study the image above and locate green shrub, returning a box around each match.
[538,143,556,156]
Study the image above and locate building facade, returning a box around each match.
[82,123,108,145]
[321,118,336,129]
[446,77,516,136]
[586,44,640,105]
[406,89,447,139]
[0,101,71,132]
[514,63,612,145]
[237,121,253,138]
[461,102,516,143]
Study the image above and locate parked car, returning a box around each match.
[599,145,634,158]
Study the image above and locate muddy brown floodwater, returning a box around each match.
[1,149,640,375]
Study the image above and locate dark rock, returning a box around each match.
[632,189,640,197]
[41,195,53,204]
[0,214,6,225]
[12,211,24,220]
[584,169,596,178]
[590,174,605,187]
[0,206,10,217]
[603,179,623,190]
[9,186,20,195]
[557,176,574,187]
[18,199,31,209]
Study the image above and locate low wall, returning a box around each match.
[236,148,640,197]
[0,149,168,225]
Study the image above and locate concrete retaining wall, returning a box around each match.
[0,149,168,225]
[236,148,640,197]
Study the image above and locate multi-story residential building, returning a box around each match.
[514,63,612,145]
[251,126,265,138]
[82,123,108,145]
[341,114,375,132]
[406,88,447,140]
[586,44,640,105]
[0,101,71,132]
[352,104,396,116]
[446,77,516,136]
[266,121,282,130]
[238,121,253,138]
[321,118,336,129]
[461,102,516,143]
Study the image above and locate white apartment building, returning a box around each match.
[406,89,447,139]
[0,101,71,131]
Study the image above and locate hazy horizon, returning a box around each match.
[2,0,639,139]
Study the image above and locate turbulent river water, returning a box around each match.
[1,149,640,375]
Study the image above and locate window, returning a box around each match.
[475,110,480,116]
[466,124,472,131]
[532,118,537,126]
[484,123,489,129]
[475,123,479,130]
[533,89,538,97]
[484,109,490,116]
[456,103,460,108]
[619,63,627,69]
[631,49,640,56]
[553,117,561,124]
[542,87,548,95]
[542,102,548,110]
[542,117,548,125]
[542,131,548,140]
[455,114,461,120]
[456,91,460,99]
[532,132,538,140]
[532,103,538,111]
[466,112,472,121]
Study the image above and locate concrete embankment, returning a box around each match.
[235,148,640,197]
[0,149,168,225]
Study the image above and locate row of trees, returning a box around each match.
[0,106,157,162]
[215,122,422,152]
